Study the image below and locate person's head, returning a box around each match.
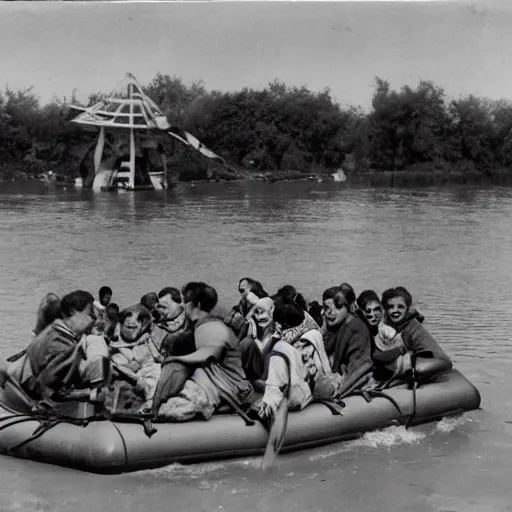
[154,287,182,321]
[339,282,357,314]
[182,282,218,323]
[238,277,254,295]
[140,292,158,312]
[118,304,152,343]
[106,303,120,319]
[104,303,120,338]
[253,297,275,329]
[275,284,308,311]
[308,300,324,328]
[33,293,62,335]
[322,286,350,329]
[357,290,383,327]
[381,286,413,325]
[99,286,113,307]
[238,278,268,299]
[60,290,96,336]
[182,282,200,301]
[273,294,305,330]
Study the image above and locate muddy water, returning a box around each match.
[0,181,510,512]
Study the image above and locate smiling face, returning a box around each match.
[120,312,144,342]
[385,296,408,324]
[363,299,383,327]
[322,297,349,328]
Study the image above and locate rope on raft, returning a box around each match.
[347,351,420,429]
[404,352,418,429]
[0,404,90,454]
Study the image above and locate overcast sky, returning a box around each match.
[1,1,512,110]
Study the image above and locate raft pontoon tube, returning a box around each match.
[0,370,480,474]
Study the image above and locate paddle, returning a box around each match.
[261,396,289,471]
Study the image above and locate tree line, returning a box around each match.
[1,72,512,181]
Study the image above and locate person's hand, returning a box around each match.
[258,401,275,421]
[396,352,413,376]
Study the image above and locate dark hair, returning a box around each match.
[238,277,268,297]
[339,282,356,307]
[157,287,182,304]
[119,304,152,326]
[60,290,94,318]
[356,290,381,311]
[321,286,349,309]
[99,286,113,300]
[182,282,218,312]
[275,285,308,311]
[322,286,342,302]
[182,281,201,300]
[251,280,268,298]
[140,292,158,311]
[381,286,413,309]
[273,294,305,329]
[105,302,119,315]
[308,301,323,328]
[238,277,254,290]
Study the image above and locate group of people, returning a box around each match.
[6,279,453,428]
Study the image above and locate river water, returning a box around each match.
[0,180,510,512]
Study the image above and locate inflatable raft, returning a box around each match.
[0,369,480,474]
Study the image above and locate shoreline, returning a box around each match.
[2,165,512,188]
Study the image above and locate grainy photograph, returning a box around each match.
[0,1,510,511]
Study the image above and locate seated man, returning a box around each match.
[322,286,374,397]
[9,290,110,401]
[157,282,255,421]
[151,287,189,355]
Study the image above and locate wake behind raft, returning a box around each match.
[0,367,480,474]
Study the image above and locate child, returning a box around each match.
[92,286,113,334]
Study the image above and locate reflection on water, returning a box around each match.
[0,181,511,511]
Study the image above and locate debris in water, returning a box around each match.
[198,480,211,490]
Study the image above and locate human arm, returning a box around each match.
[166,346,225,366]
[404,320,453,381]
[166,322,228,366]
